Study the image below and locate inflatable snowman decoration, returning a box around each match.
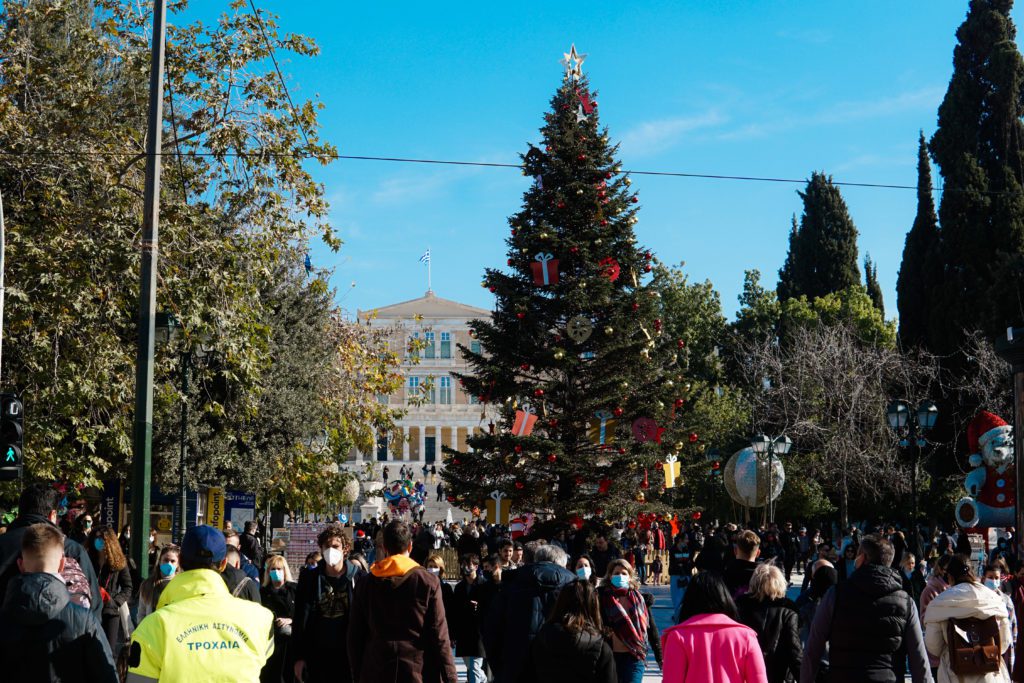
[955,411,1015,529]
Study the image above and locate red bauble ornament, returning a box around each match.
[534,388,545,397]
[557,202,566,209]
[631,196,639,204]
[677,339,686,349]
[613,407,624,417]
[688,432,699,443]
[674,398,685,408]
[507,258,514,266]
[632,302,640,311]
[598,190,606,198]
[601,219,608,226]
[447,496,455,503]
[489,286,497,293]
[516,312,526,319]
[628,521,637,529]
[514,445,523,453]
[644,251,652,260]
[605,171,613,179]
[548,419,559,428]
[692,511,702,521]
[520,363,530,370]
[643,264,652,273]
[570,246,579,254]
[577,153,586,161]
[547,454,557,463]
[546,145,553,152]
[654,319,662,329]
[453,459,461,466]
[515,481,525,489]
[571,515,584,529]
[712,461,720,470]
[575,476,584,485]
[617,447,626,455]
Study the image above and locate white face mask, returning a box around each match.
[427,567,440,574]
[323,547,343,567]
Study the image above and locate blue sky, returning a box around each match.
[201,2,1020,318]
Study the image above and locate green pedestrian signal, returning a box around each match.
[0,394,23,481]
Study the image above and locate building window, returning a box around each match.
[408,332,420,360]
[439,376,452,404]
[423,331,435,359]
[470,340,482,355]
[440,332,451,359]
[407,376,420,403]
[376,393,389,405]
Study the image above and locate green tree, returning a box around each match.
[864,254,884,316]
[929,0,1024,353]
[897,133,940,349]
[777,173,861,301]
[442,58,703,518]
[0,0,348,489]
[781,287,896,348]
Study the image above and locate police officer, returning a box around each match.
[126,525,274,683]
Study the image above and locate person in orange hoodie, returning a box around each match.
[348,520,458,683]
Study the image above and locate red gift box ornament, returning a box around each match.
[598,257,621,282]
[531,252,559,286]
[598,478,613,495]
[512,405,538,437]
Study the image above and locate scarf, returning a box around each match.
[600,586,648,661]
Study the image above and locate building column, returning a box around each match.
[402,426,410,461]
[418,425,427,463]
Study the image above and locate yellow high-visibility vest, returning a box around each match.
[126,568,274,683]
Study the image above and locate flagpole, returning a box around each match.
[427,246,432,293]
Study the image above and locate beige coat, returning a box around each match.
[923,581,1012,683]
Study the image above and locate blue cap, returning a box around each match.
[181,525,227,565]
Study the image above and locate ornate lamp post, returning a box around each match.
[751,434,791,523]
[886,399,938,525]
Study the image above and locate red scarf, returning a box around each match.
[600,586,648,661]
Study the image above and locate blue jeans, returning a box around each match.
[670,575,687,619]
[613,652,645,683]
[463,656,486,683]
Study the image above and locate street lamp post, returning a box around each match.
[886,399,938,526]
[751,434,791,523]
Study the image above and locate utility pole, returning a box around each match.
[131,0,167,580]
[0,190,6,388]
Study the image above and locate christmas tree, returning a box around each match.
[442,47,701,520]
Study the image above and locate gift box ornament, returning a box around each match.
[663,455,681,488]
[511,405,538,437]
[531,252,559,286]
[588,409,618,445]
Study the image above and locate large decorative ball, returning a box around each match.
[723,447,785,508]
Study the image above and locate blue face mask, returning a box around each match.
[94,538,105,551]
[610,574,630,589]
[269,569,284,583]
[576,566,592,580]
[159,562,175,578]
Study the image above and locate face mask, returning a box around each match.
[269,569,284,583]
[576,566,592,580]
[427,567,440,575]
[903,569,914,579]
[94,538,105,551]
[307,563,318,571]
[610,574,630,589]
[985,579,1001,591]
[159,562,176,578]
[323,547,343,567]
[461,566,475,577]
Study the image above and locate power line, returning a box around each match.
[247,0,311,149]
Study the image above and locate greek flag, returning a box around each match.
[419,249,431,264]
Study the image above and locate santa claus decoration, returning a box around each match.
[955,410,1015,529]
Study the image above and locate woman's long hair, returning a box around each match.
[677,571,739,623]
[546,579,604,636]
[90,524,127,572]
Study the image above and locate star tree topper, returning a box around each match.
[561,44,587,81]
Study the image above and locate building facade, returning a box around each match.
[354,291,496,467]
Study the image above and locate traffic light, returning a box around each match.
[0,394,23,481]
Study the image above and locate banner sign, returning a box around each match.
[206,487,226,530]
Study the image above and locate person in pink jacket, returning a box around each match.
[661,572,768,683]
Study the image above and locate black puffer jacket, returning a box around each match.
[736,594,802,683]
[483,561,577,682]
[0,514,102,621]
[829,564,910,683]
[519,622,615,683]
[0,572,117,682]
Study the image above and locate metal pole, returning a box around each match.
[0,190,6,388]
[130,0,167,580]
[178,350,189,543]
[995,327,1024,563]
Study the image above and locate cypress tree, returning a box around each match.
[864,254,885,316]
[777,172,861,301]
[929,0,1024,352]
[897,133,940,349]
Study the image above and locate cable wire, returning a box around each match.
[247,0,311,149]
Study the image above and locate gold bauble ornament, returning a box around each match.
[620,381,629,389]
[604,326,614,336]
[553,349,566,360]
[698,444,706,453]
[576,188,584,195]
[539,231,548,239]
[629,217,638,224]
[640,349,650,359]
[521,248,529,254]
[674,441,684,451]
[594,238,602,245]
[636,492,646,503]
[665,380,674,388]
[625,178,632,186]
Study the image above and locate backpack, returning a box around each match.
[947,615,1001,676]
[61,556,92,609]
[231,576,253,598]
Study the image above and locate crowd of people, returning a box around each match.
[3,478,1024,683]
